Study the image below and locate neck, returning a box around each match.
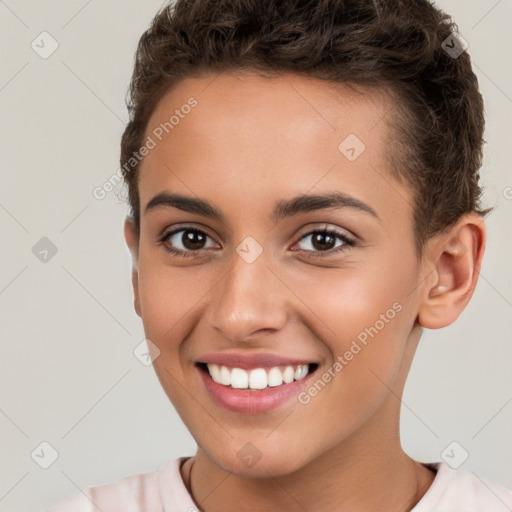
[183,416,436,512]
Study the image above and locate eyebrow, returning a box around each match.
[145,191,379,223]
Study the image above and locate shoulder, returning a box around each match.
[413,462,512,512]
[46,458,187,512]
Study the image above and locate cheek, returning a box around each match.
[137,257,202,340]
[280,258,416,396]
[281,256,412,341]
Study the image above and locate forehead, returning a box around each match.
[138,71,411,228]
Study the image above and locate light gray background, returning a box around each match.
[0,1,511,510]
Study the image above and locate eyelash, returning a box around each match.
[158,225,357,259]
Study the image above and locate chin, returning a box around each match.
[204,438,314,479]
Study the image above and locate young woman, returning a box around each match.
[49,0,512,510]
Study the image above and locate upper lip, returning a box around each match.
[196,352,317,370]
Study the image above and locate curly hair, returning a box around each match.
[120,0,492,257]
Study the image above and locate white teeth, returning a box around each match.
[231,368,249,389]
[282,366,294,384]
[267,367,283,387]
[209,363,221,382]
[205,363,312,390]
[294,365,308,380]
[248,368,267,390]
[219,365,231,385]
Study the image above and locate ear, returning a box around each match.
[417,212,486,329]
[123,217,141,318]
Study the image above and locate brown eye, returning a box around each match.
[178,229,207,250]
[295,228,356,258]
[160,227,217,257]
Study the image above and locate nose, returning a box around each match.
[206,247,289,343]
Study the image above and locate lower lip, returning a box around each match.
[198,366,315,414]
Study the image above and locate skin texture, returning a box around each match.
[124,71,486,511]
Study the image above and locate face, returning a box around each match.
[125,71,428,477]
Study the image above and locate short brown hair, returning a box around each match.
[120,0,492,257]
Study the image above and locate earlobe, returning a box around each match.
[123,217,142,318]
[417,213,486,329]
[132,269,142,318]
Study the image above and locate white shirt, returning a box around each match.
[46,458,512,511]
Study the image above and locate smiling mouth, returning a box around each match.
[197,362,319,391]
